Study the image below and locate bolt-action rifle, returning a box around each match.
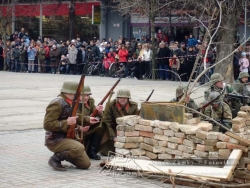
[66,75,85,139]
[90,77,122,118]
[137,89,154,115]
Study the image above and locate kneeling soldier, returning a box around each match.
[44,81,98,171]
[99,89,139,155]
[171,85,198,115]
[78,85,103,160]
[203,91,232,133]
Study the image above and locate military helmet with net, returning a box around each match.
[116,89,131,99]
[208,91,221,104]
[239,72,250,79]
[82,85,92,95]
[176,85,187,98]
[210,73,224,85]
[60,81,78,94]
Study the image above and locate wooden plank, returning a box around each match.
[222,149,243,180]
[225,132,250,146]
[108,150,242,181]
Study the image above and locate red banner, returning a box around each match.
[0,2,100,17]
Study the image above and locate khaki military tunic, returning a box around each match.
[99,99,139,155]
[77,97,102,146]
[43,93,91,169]
[232,79,250,96]
[204,84,235,101]
[203,102,232,132]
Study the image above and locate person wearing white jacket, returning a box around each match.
[141,44,152,78]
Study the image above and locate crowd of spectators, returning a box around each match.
[0,27,245,83]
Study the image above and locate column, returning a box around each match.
[39,3,42,38]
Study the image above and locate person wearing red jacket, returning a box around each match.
[107,48,116,63]
[43,42,50,73]
[118,44,128,65]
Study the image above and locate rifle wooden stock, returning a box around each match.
[90,77,121,117]
[196,94,220,112]
[137,89,154,115]
[66,75,85,139]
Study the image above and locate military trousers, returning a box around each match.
[47,138,91,169]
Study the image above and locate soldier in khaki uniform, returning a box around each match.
[171,85,198,115]
[99,89,139,155]
[77,85,103,160]
[232,72,250,96]
[203,91,232,133]
[203,73,240,117]
[204,73,235,101]
[44,81,99,171]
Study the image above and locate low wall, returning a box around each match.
[113,107,250,182]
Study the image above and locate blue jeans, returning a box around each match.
[159,64,169,80]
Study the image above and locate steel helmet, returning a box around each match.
[239,72,250,79]
[82,85,92,95]
[176,85,186,98]
[116,89,131,99]
[60,81,78,94]
[210,73,224,85]
[208,91,221,104]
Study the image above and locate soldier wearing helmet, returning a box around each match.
[99,89,139,155]
[203,73,241,117]
[204,73,236,101]
[203,91,232,133]
[171,85,198,115]
[43,81,99,171]
[77,85,103,160]
[232,72,250,96]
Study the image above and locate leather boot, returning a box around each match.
[48,153,66,171]
[87,134,102,160]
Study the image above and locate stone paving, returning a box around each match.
[0,71,206,188]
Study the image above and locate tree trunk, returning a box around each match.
[214,8,240,83]
[68,0,76,40]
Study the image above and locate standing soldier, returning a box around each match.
[203,91,232,133]
[171,85,198,115]
[99,89,139,155]
[43,81,99,171]
[77,85,103,160]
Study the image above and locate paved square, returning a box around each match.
[0,72,205,187]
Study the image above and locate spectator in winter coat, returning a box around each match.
[187,34,198,47]
[19,46,27,72]
[27,44,37,73]
[37,45,46,73]
[12,44,20,72]
[157,42,171,80]
[107,48,116,63]
[142,44,152,78]
[59,55,70,74]
[102,54,111,76]
[50,45,60,74]
[169,54,180,81]
[68,44,78,74]
[186,46,196,81]
[118,45,128,64]
[239,52,249,73]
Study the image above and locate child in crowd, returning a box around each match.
[102,54,111,76]
[169,54,180,81]
[239,52,249,73]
